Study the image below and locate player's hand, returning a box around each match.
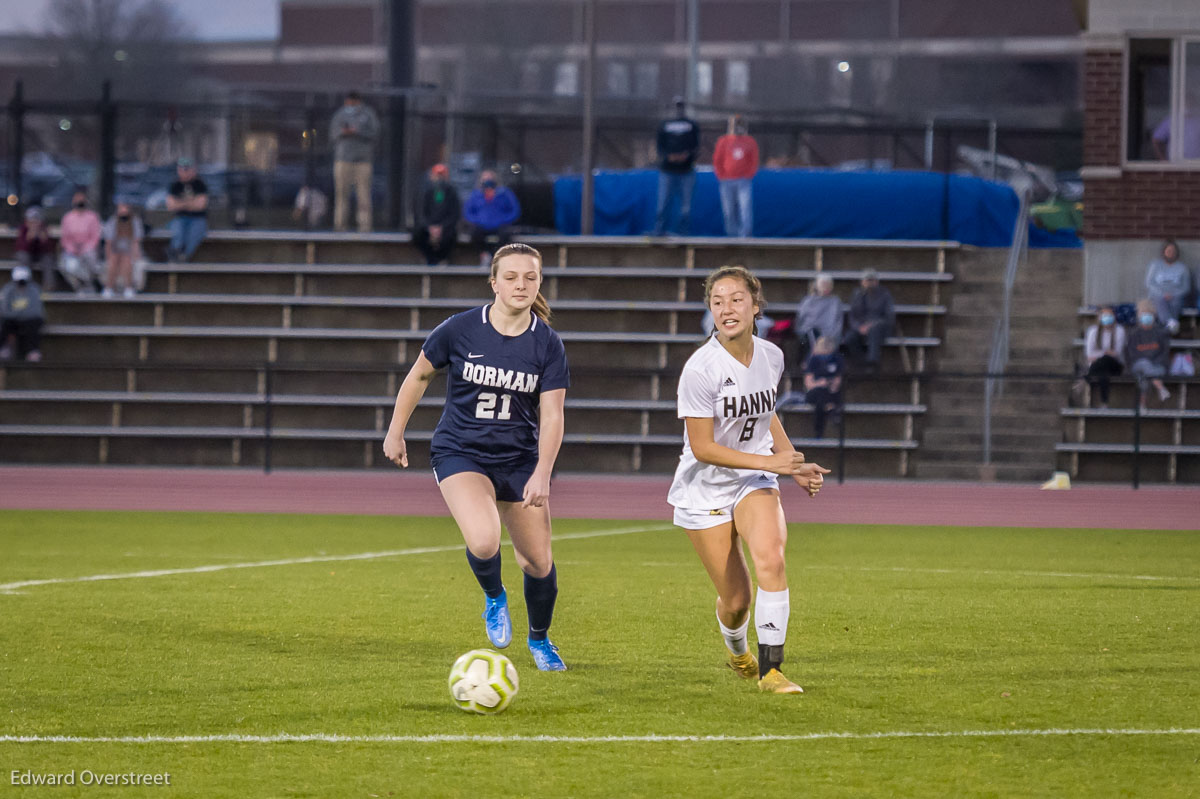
[763,450,808,475]
[521,471,551,508]
[382,431,408,468]
[792,462,831,497]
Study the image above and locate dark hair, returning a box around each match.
[491,242,551,323]
[346,91,361,102]
[1163,238,1179,257]
[703,264,765,322]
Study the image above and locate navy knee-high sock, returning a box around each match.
[524,564,558,641]
[465,548,504,599]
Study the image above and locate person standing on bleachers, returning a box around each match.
[330,91,379,233]
[1125,299,1172,407]
[792,275,844,371]
[653,97,700,237]
[464,170,520,267]
[15,207,55,291]
[166,158,208,262]
[413,163,461,265]
[102,202,145,298]
[1145,239,1191,334]
[803,336,844,438]
[713,115,758,238]
[844,269,894,372]
[1079,306,1125,409]
[0,265,44,362]
[58,189,103,294]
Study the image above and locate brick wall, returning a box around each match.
[1083,46,1200,239]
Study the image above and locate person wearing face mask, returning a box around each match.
[102,202,145,298]
[1125,298,1173,407]
[0,265,45,362]
[463,169,521,267]
[1079,306,1126,409]
[1145,239,1191,334]
[58,189,103,293]
[15,206,55,291]
[713,115,759,238]
[413,163,461,265]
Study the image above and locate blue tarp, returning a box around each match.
[554,168,1081,249]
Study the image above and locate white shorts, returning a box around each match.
[671,471,780,531]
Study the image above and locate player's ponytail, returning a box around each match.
[492,242,553,323]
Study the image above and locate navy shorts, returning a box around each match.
[430,453,537,503]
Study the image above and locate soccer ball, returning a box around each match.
[448,649,519,714]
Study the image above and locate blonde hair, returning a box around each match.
[703,264,765,321]
[491,242,551,323]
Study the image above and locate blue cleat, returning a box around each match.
[482,590,512,649]
[527,637,567,671]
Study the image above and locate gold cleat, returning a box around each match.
[727,651,759,680]
[757,668,804,694]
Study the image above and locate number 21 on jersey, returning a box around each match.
[476,392,512,420]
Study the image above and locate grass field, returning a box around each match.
[2,509,1198,798]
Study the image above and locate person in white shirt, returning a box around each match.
[668,265,829,694]
[1080,306,1126,408]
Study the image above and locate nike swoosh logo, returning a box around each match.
[468,353,485,359]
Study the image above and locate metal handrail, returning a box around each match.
[982,187,1031,465]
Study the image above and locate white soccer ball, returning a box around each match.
[448,649,519,714]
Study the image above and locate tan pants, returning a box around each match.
[333,160,373,232]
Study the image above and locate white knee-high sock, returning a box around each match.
[716,607,750,655]
[754,587,789,646]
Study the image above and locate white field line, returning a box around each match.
[0,524,673,595]
[2,728,1198,745]
[802,565,1200,583]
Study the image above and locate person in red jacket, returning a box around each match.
[713,115,759,238]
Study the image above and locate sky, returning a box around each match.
[0,0,280,40]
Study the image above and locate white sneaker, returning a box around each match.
[101,287,114,298]
[123,287,136,299]
[1167,318,1180,335]
[1158,386,1171,402]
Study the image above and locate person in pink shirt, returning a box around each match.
[713,115,759,238]
[58,189,103,293]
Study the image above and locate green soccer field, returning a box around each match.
[2,510,1198,798]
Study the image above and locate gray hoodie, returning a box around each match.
[793,293,844,344]
[1145,258,1191,299]
[329,103,380,163]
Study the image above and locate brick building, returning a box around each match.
[1082,0,1200,303]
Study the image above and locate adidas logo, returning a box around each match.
[758,622,780,631]
[758,473,771,482]
[722,377,735,387]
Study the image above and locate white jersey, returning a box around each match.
[668,336,784,510]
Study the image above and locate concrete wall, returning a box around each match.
[1089,0,1200,35]
[1084,238,1200,305]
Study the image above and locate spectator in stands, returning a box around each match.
[0,265,44,362]
[803,336,844,439]
[1080,306,1126,409]
[464,169,520,267]
[413,163,461,265]
[102,201,145,299]
[844,269,895,372]
[1145,239,1191,333]
[713,115,758,238]
[792,275,844,369]
[15,206,55,290]
[58,189,103,294]
[653,97,700,237]
[166,158,208,262]
[330,90,380,233]
[1125,299,1172,407]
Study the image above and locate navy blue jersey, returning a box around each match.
[423,305,570,463]
[804,352,844,379]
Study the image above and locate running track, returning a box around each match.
[0,466,1192,530]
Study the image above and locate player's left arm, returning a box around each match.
[768,413,829,497]
[523,388,566,508]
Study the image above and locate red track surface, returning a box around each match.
[0,466,1192,530]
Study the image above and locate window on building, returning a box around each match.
[1127,37,1200,162]
[696,61,713,100]
[606,62,631,97]
[635,62,659,99]
[554,62,579,97]
[726,60,750,101]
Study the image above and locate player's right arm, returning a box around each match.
[383,351,440,468]
[684,416,807,475]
